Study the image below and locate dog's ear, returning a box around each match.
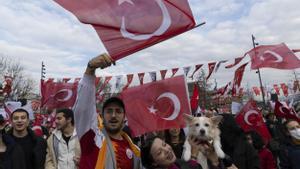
[183,113,194,123]
[211,115,223,125]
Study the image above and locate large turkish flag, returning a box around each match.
[120,75,191,137]
[55,0,196,60]
[248,43,300,70]
[41,80,78,109]
[235,100,271,143]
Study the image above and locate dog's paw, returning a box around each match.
[215,148,225,159]
[182,142,191,161]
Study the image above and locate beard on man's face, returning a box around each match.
[103,118,124,134]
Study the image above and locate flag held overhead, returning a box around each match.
[55,0,196,60]
[120,75,191,137]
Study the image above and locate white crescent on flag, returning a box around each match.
[259,50,284,63]
[120,0,171,41]
[244,110,259,126]
[155,92,181,121]
[54,89,73,102]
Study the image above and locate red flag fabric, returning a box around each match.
[96,76,112,97]
[62,78,71,83]
[217,83,229,96]
[273,84,280,95]
[233,63,248,88]
[160,70,167,80]
[190,83,199,110]
[41,80,78,109]
[120,75,191,137]
[95,77,102,86]
[238,87,244,96]
[235,100,271,143]
[55,0,196,60]
[171,68,179,77]
[138,72,145,85]
[3,76,13,96]
[280,83,288,97]
[206,62,216,80]
[190,64,203,79]
[122,74,134,90]
[225,56,246,69]
[253,87,261,96]
[249,43,300,69]
[274,101,300,122]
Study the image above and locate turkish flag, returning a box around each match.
[235,100,271,143]
[190,64,203,79]
[55,0,196,60]
[233,63,248,88]
[225,55,246,69]
[206,62,216,80]
[273,84,280,95]
[41,80,78,109]
[249,43,300,69]
[120,75,191,137]
[252,87,261,96]
[190,83,199,110]
[138,72,145,85]
[274,101,300,122]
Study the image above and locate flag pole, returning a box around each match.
[150,22,206,46]
[252,35,266,108]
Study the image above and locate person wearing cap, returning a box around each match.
[8,108,47,169]
[73,54,142,169]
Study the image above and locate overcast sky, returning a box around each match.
[0,0,300,92]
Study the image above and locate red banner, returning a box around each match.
[41,80,78,109]
[235,100,271,143]
[121,75,191,137]
[55,0,196,60]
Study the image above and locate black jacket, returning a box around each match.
[279,140,300,169]
[0,133,26,169]
[220,114,260,169]
[8,128,47,169]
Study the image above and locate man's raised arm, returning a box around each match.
[73,53,113,139]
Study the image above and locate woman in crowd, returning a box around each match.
[245,131,277,169]
[0,129,26,169]
[141,135,224,169]
[279,119,300,169]
[165,128,186,158]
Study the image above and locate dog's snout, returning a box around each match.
[200,129,205,135]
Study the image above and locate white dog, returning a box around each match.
[182,114,225,169]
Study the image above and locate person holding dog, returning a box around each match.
[141,135,225,169]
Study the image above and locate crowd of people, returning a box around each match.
[0,54,299,169]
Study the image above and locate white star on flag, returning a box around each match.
[118,0,134,5]
[148,105,158,114]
